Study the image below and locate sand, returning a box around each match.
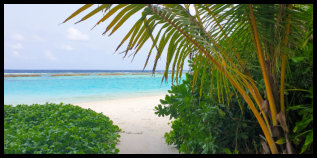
[74,94,179,154]
[4,74,41,77]
[50,74,90,76]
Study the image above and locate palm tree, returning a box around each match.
[63,4,313,154]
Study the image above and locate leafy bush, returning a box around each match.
[286,87,313,154]
[156,39,313,154]
[284,41,313,154]
[155,59,262,154]
[4,103,121,154]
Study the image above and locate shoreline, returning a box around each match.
[74,94,178,154]
[4,91,170,106]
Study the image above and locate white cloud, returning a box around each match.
[60,44,74,51]
[11,33,25,41]
[66,27,89,41]
[9,43,23,50]
[12,51,20,56]
[45,50,57,61]
[32,34,44,41]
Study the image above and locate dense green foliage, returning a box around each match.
[155,38,313,153]
[4,103,121,154]
[155,59,262,154]
[285,40,313,154]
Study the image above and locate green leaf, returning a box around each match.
[217,108,226,118]
[290,56,307,63]
[275,137,285,145]
[62,4,93,23]
[300,130,313,154]
[223,148,232,154]
[293,115,313,133]
[95,4,128,27]
[109,5,146,36]
[105,5,138,35]
[4,103,121,154]
[286,105,306,111]
[76,4,110,24]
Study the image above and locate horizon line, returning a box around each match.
[4,69,189,71]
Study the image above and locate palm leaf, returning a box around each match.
[63,4,312,154]
[62,4,93,23]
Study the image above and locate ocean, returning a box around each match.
[4,70,186,105]
[4,69,167,74]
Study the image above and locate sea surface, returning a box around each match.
[4,69,167,74]
[4,70,187,105]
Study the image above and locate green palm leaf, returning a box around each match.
[63,4,312,154]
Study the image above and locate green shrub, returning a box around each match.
[4,103,121,154]
[156,39,313,154]
[285,41,313,154]
[155,59,262,154]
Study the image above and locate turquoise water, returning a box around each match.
[4,74,177,105]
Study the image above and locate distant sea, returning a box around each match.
[4,70,187,105]
[4,69,169,74]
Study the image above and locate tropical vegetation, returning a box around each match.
[155,58,263,153]
[4,103,121,154]
[64,4,313,154]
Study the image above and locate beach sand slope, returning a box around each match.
[75,95,179,154]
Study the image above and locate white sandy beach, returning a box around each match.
[75,94,179,154]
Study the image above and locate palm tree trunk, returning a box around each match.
[248,4,278,127]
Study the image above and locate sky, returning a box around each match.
[4,4,190,70]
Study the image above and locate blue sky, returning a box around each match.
[4,4,189,70]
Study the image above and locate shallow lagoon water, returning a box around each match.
[4,74,179,105]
